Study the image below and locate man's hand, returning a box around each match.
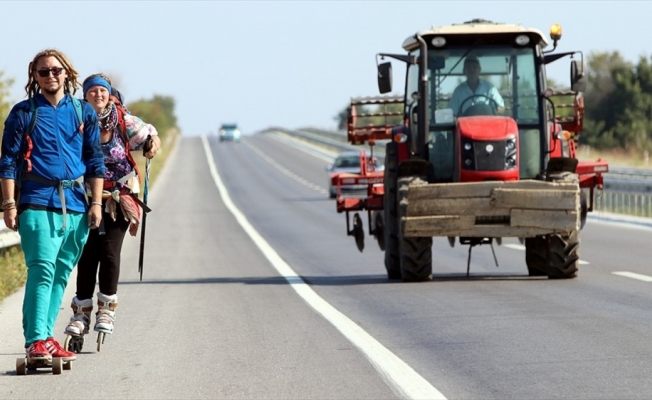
[3,208,17,231]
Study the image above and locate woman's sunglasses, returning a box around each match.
[36,67,64,78]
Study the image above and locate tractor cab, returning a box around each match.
[338,20,607,281]
[378,19,587,185]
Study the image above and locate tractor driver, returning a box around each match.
[449,56,505,117]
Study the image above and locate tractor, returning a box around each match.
[332,19,608,281]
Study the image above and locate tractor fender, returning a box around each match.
[397,160,435,182]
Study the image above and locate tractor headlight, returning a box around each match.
[431,36,446,47]
[515,34,530,46]
[394,133,408,143]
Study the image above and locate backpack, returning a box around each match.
[110,94,143,187]
[111,87,127,108]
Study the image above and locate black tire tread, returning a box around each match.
[525,232,579,279]
[398,175,433,281]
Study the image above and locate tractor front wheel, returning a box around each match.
[383,142,401,279]
[525,231,579,279]
[398,175,433,281]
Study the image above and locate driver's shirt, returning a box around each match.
[449,79,505,116]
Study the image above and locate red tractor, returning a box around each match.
[332,19,608,281]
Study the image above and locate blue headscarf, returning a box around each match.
[83,76,111,98]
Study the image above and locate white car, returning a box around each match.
[325,151,384,199]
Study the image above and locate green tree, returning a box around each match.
[582,53,652,151]
[0,71,15,125]
[127,95,179,139]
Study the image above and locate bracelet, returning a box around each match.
[2,198,15,206]
[91,201,103,207]
[3,204,16,211]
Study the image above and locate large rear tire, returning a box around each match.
[383,143,401,279]
[398,175,433,281]
[525,231,579,279]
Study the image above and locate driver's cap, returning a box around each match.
[464,55,480,66]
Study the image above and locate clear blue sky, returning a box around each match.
[1,1,650,136]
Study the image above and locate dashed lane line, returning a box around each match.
[243,139,328,195]
[202,136,446,400]
[612,272,652,282]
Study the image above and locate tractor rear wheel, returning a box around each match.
[383,142,401,279]
[398,175,433,281]
[525,232,579,279]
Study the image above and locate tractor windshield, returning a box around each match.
[405,45,542,182]
[429,46,539,123]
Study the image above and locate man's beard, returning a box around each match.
[41,84,62,96]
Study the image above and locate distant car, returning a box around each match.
[326,151,384,199]
[219,123,241,142]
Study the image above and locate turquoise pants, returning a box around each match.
[19,209,89,347]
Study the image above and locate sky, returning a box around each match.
[1,1,650,136]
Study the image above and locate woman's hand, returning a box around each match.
[144,136,161,159]
[89,203,103,229]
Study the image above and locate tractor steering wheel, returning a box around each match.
[458,94,500,117]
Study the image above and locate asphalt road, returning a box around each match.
[1,132,651,399]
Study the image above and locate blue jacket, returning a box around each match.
[0,93,105,213]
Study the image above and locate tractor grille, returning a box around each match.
[461,138,517,171]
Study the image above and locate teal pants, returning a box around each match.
[19,209,89,347]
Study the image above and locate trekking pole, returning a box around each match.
[138,135,153,282]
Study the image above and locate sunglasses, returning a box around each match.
[36,67,64,78]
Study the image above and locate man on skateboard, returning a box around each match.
[0,49,105,368]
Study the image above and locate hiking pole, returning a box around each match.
[138,135,153,282]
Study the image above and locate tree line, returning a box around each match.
[334,51,652,154]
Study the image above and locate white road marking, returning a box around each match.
[267,131,338,162]
[202,136,446,400]
[612,271,652,282]
[502,243,589,264]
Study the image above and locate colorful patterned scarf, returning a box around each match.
[98,102,119,132]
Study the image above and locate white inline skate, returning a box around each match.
[63,297,93,353]
[95,292,118,352]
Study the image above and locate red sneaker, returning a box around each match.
[26,340,52,362]
[45,337,76,361]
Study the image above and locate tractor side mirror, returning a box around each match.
[570,60,587,93]
[378,62,393,94]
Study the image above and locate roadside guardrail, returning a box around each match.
[0,219,20,250]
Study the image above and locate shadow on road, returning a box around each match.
[119,273,545,287]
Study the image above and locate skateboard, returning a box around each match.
[15,357,71,375]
